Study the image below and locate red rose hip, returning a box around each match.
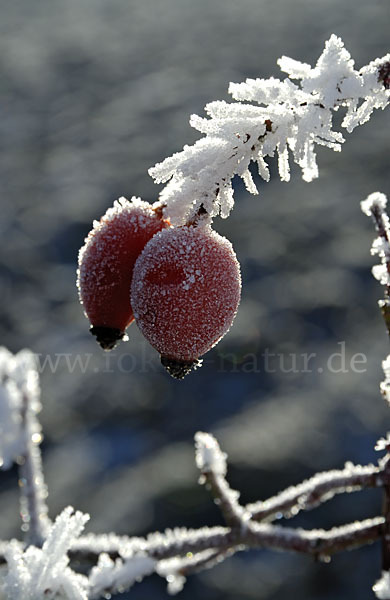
[131,223,241,378]
[77,196,168,350]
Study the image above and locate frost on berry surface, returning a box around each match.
[0,347,41,470]
[131,223,241,362]
[149,35,390,225]
[77,196,167,333]
[1,507,89,600]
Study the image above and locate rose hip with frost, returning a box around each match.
[77,196,168,350]
[131,223,241,378]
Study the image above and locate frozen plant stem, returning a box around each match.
[362,193,390,336]
[150,36,390,226]
[18,392,49,547]
[361,194,390,576]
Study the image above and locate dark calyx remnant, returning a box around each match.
[90,326,125,351]
[161,355,203,379]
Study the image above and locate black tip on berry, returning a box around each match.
[160,356,203,379]
[90,326,125,351]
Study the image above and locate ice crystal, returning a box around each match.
[89,552,155,599]
[381,356,390,406]
[1,507,89,600]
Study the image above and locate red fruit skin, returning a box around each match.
[77,197,168,336]
[131,224,241,362]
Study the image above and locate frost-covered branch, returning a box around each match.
[0,348,49,547]
[361,192,390,337]
[247,462,382,522]
[65,516,384,598]
[149,35,389,225]
[0,346,387,599]
[195,432,250,529]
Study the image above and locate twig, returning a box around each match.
[195,432,250,530]
[18,392,50,547]
[246,463,382,522]
[361,193,390,335]
[66,517,384,565]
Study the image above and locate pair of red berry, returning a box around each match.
[77,197,241,378]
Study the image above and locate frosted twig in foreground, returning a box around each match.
[150,36,389,225]
[0,348,49,547]
[195,432,250,529]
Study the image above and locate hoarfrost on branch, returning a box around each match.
[150,35,389,225]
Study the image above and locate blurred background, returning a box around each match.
[0,0,389,598]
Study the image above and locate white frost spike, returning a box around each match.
[277,56,312,79]
[241,169,258,195]
[195,432,227,477]
[256,155,270,181]
[89,553,156,598]
[1,507,89,600]
[374,571,390,599]
[277,144,290,182]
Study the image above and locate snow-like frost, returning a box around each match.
[375,433,390,452]
[361,193,390,287]
[89,552,156,599]
[381,356,390,406]
[361,191,388,216]
[195,432,227,477]
[149,35,389,225]
[1,507,89,600]
[374,571,390,599]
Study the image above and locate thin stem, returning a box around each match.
[246,464,382,522]
[18,393,50,547]
[201,468,250,530]
[381,455,390,571]
[370,203,390,301]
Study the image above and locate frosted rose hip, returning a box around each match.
[131,224,241,378]
[77,197,168,350]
